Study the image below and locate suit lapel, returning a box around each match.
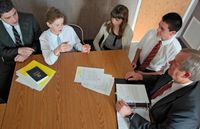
[0,21,16,46]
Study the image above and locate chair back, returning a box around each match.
[69,24,84,44]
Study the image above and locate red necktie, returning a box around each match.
[138,41,161,71]
[151,81,173,99]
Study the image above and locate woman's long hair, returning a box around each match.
[106,4,129,38]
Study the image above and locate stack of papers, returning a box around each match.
[74,66,114,96]
[16,60,56,91]
[116,84,150,129]
[116,84,149,104]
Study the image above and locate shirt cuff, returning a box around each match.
[126,112,135,120]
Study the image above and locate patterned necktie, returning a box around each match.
[57,35,61,44]
[138,41,161,71]
[151,81,173,99]
[12,26,22,46]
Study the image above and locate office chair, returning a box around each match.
[69,24,84,44]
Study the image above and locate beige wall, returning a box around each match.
[12,0,138,40]
[133,0,191,42]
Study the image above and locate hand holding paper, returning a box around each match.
[116,100,133,117]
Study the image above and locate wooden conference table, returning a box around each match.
[1,50,132,129]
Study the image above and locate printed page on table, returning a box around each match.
[74,66,104,83]
[81,74,114,96]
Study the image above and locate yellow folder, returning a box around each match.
[17,60,56,89]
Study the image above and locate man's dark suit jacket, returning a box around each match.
[0,12,41,63]
[0,12,41,102]
[129,74,200,129]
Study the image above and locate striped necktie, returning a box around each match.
[138,40,161,71]
[12,26,22,46]
[151,81,173,99]
[57,35,61,44]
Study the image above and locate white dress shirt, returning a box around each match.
[39,25,82,65]
[138,29,182,72]
[1,20,24,44]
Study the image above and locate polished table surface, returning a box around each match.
[1,50,132,129]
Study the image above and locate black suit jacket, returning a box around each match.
[0,12,41,63]
[0,12,41,102]
[130,74,200,129]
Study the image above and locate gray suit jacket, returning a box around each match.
[0,12,41,64]
[130,74,200,129]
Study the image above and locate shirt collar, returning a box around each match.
[160,35,176,46]
[1,20,19,29]
[172,80,193,89]
[48,29,60,37]
[1,20,12,29]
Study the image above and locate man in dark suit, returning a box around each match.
[0,0,41,102]
[116,48,200,129]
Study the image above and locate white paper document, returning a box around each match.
[117,112,130,129]
[116,84,149,103]
[116,83,150,129]
[74,66,104,83]
[117,108,150,129]
[74,66,114,96]
[82,74,114,96]
[16,69,54,91]
[16,74,36,89]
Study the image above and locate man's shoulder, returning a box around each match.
[141,29,157,41]
[0,20,4,29]
[169,38,182,51]
[18,12,34,18]
[138,29,157,46]
[18,12,37,23]
[145,29,156,35]
[190,81,200,90]
[18,12,39,26]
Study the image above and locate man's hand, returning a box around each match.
[18,47,34,57]
[116,100,133,117]
[124,71,143,81]
[14,54,29,62]
[82,44,91,53]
